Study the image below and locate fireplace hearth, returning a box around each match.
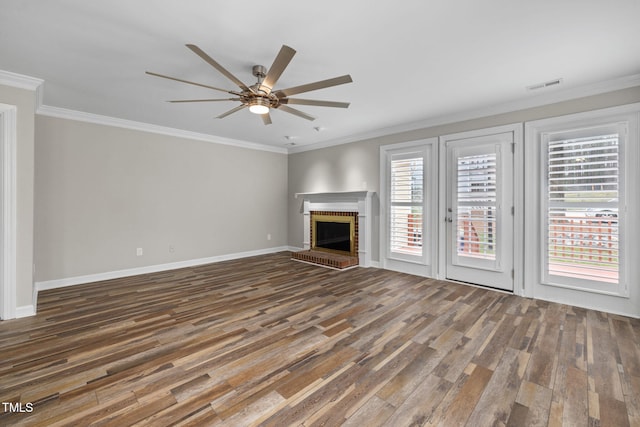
[292,211,359,269]
[291,248,360,270]
[292,191,374,269]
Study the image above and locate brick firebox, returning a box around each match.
[292,211,359,269]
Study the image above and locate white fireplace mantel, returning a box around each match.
[295,191,374,267]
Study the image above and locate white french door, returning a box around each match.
[443,131,515,291]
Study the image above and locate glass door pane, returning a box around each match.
[445,132,514,291]
[456,153,497,261]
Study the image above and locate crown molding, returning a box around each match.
[36,105,287,154]
[288,73,640,154]
[7,67,639,156]
[0,70,43,91]
[2,69,285,154]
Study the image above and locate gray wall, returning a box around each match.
[13,83,640,299]
[0,84,35,308]
[288,86,640,261]
[35,116,288,282]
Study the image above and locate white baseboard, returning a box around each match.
[35,246,291,293]
[31,246,380,319]
[15,305,36,318]
[534,294,639,319]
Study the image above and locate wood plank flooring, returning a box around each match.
[1,252,639,426]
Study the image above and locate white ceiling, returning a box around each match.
[2,0,639,151]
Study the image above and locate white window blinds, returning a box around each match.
[456,153,497,261]
[546,133,619,285]
[389,156,424,256]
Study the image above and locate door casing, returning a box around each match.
[443,132,514,291]
[438,124,524,295]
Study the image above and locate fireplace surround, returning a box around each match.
[293,191,374,268]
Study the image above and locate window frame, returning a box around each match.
[525,104,640,306]
[541,123,625,295]
[380,138,438,277]
[388,151,426,261]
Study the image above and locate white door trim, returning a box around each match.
[438,123,524,295]
[0,103,17,320]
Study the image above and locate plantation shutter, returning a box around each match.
[456,152,497,260]
[546,133,620,285]
[389,155,424,257]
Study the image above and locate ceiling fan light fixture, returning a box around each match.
[248,97,270,114]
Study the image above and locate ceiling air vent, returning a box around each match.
[526,78,563,91]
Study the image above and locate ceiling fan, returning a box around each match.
[146,44,353,125]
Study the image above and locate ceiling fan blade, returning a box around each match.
[186,44,253,93]
[260,45,296,94]
[277,104,316,121]
[261,112,273,125]
[146,71,239,95]
[274,74,353,98]
[281,98,350,108]
[168,98,241,103]
[217,104,246,119]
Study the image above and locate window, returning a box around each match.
[546,132,619,284]
[380,139,437,276]
[389,155,424,257]
[525,105,639,315]
[540,122,628,295]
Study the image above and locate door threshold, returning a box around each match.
[443,278,514,295]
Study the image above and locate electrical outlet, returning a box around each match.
[267,233,272,241]
[136,248,143,256]
[169,245,175,253]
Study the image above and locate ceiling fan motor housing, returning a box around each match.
[246,65,279,112]
[252,65,267,79]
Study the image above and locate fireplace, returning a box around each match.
[292,191,374,269]
[311,212,357,256]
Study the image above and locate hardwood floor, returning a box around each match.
[1,252,639,426]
